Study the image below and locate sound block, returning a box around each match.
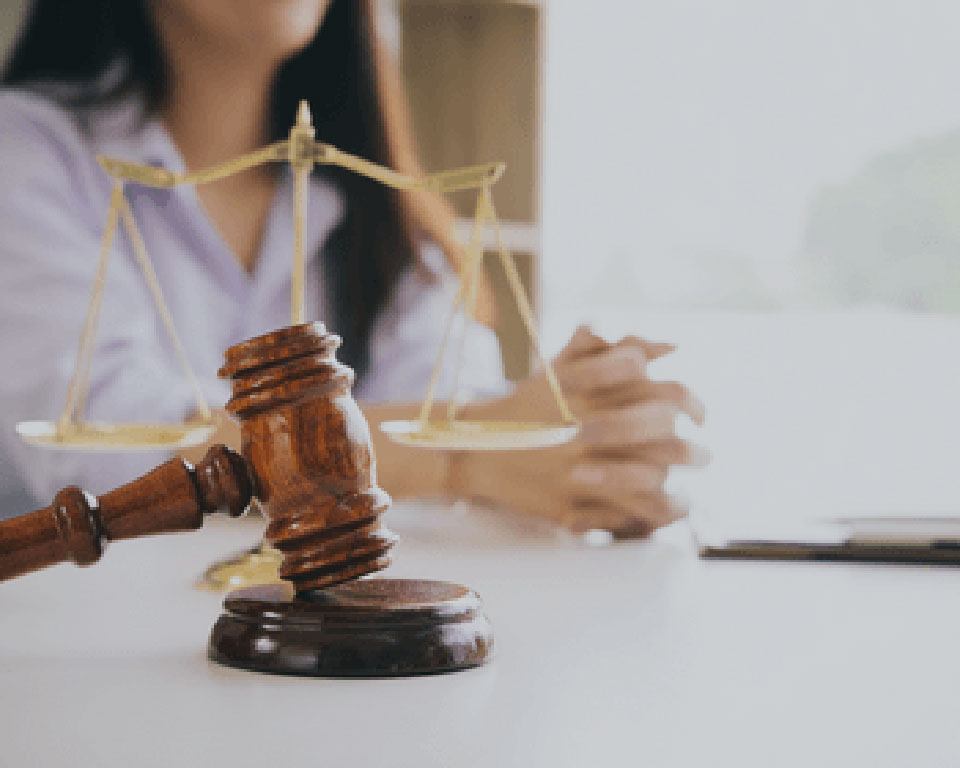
[208,578,493,677]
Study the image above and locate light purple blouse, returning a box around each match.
[0,89,504,512]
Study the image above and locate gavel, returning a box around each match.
[0,322,492,677]
[0,322,396,592]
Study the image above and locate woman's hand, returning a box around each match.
[457,326,707,536]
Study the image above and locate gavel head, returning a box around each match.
[219,322,395,594]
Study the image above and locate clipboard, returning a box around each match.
[695,517,960,565]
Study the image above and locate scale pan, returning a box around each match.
[15,420,216,451]
[379,419,578,451]
[197,544,284,592]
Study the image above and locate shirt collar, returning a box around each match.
[85,91,182,172]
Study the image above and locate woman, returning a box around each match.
[0,0,704,533]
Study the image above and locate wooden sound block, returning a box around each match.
[208,578,494,677]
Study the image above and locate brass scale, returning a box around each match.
[15,101,578,586]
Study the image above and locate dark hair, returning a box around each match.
[2,0,427,376]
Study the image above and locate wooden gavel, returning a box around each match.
[0,323,396,592]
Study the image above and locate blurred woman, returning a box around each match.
[0,0,703,533]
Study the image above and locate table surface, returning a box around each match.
[1,501,958,768]
[4,311,960,767]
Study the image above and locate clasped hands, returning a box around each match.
[458,326,707,536]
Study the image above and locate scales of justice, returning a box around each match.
[0,101,578,677]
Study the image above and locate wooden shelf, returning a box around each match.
[397,0,540,224]
[397,0,543,379]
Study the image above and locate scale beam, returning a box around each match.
[97,142,289,188]
[97,141,505,197]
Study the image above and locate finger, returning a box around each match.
[645,381,705,424]
[560,344,649,394]
[579,402,680,446]
[560,325,609,361]
[563,493,685,532]
[559,502,638,534]
[583,380,705,425]
[587,438,711,467]
[616,334,676,362]
[560,328,676,364]
[573,484,687,526]
[609,513,688,539]
[570,460,668,497]
[570,462,681,525]
[638,439,710,467]
[610,521,656,540]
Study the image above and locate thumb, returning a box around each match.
[559,325,609,361]
[617,335,676,361]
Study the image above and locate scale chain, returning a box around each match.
[444,186,491,422]
[117,193,212,421]
[488,196,574,424]
[58,183,124,434]
[417,279,467,427]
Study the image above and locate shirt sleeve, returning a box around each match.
[0,92,225,507]
[356,242,509,405]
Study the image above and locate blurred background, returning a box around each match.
[2,0,959,523]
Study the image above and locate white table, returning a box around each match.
[1,500,958,768]
[4,311,960,766]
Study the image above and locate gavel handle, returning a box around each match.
[0,445,252,582]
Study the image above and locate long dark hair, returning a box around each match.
[2,0,451,376]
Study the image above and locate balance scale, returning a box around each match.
[16,101,579,590]
[17,100,575,454]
